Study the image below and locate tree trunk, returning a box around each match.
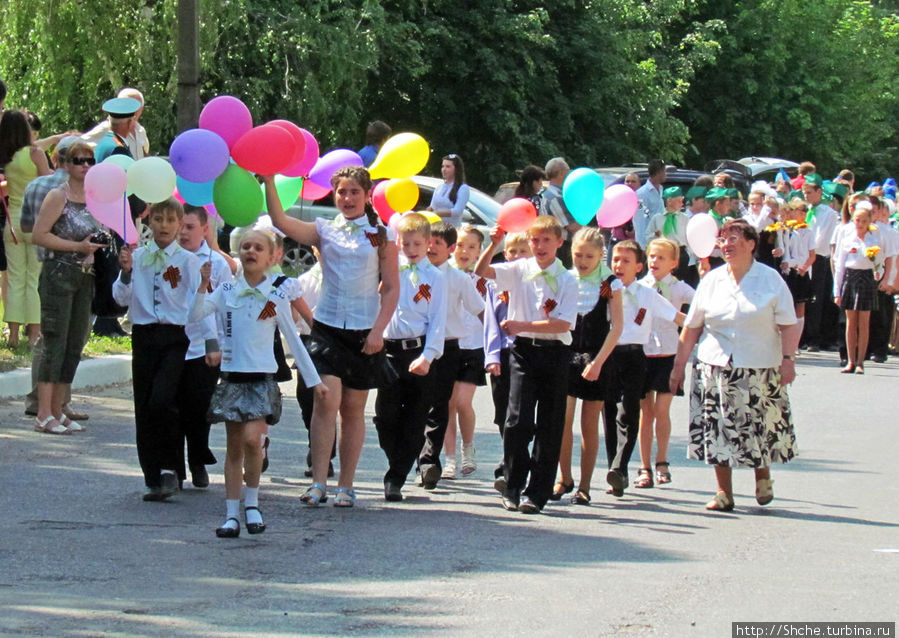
[176,0,200,133]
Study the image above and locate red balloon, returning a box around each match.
[231,125,295,175]
[497,197,537,233]
[372,180,395,223]
[268,120,307,172]
[299,177,331,201]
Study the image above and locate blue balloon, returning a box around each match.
[177,175,215,206]
[562,167,605,225]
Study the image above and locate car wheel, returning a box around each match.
[282,243,317,276]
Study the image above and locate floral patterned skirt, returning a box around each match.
[688,361,797,468]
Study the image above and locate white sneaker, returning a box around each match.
[461,443,477,476]
[441,457,457,479]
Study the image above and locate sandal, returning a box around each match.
[571,489,591,505]
[300,483,328,507]
[215,517,240,538]
[655,461,671,484]
[549,481,574,501]
[634,468,654,489]
[705,491,734,512]
[60,415,85,433]
[755,478,774,506]
[34,415,70,435]
[333,487,356,508]
[244,506,266,534]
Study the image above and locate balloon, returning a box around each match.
[497,197,537,233]
[86,194,138,245]
[596,184,638,228]
[213,164,263,226]
[103,154,134,171]
[385,178,419,214]
[261,175,303,212]
[308,149,364,190]
[198,96,252,149]
[686,213,719,259]
[84,162,127,203]
[562,168,605,225]
[300,177,331,201]
[168,128,230,183]
[176,176,215,206]
[268,120,307,173]
[420,211,442,224]
[372,180,394,223]
[282,128,319,178]
[231,125,295,175]
[368,132,429,180]
[388,212,403,234]
[127,157,176,203]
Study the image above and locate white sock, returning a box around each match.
[244,487,262,525]
[222,499,240,530]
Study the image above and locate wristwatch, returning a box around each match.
[783,354,796,361]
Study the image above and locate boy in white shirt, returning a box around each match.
[475,216,578,514]
[376,213,447,501]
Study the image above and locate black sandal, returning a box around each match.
[634,468,654,488]
[572,489,591,505]
[215,517,240,538]
[549,481,574,501]
[655,462,672,484]
[244,506,266,535]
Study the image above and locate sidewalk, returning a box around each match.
[0,354,132,401]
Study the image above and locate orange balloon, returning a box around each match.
[497,197,537,232]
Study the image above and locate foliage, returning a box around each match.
[0,334,131,374]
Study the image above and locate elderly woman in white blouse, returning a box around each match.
[670,219,801,512]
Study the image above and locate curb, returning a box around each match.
[0,354,132,401]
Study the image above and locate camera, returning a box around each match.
[89,231,112,247]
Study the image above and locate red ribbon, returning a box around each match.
[364,231,380,247]
[476,277,487,296]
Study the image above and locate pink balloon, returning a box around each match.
[86,195,138,245]
[282,128,319,178]
[596,184,639,228]
[299,177,331,201]
[198,96,252,150]
[84,163,127,204]
[309,149,363,190]
[231,125,295,175]
[268,120,307,172]
[173,188,186,204]
[372,181,395,223]
[686,213,719,259]
[497,197,537,233]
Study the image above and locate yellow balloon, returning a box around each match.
[368,133,430,180]
[385,178,419,213]
[421,211,442,224]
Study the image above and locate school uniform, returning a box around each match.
[869,223,899,359]
[493,257,578,509]
[604,279,677,485]
[483,280,514,480]
[175,243,232,483]
[418,261,483,482]
[189,273,321,424]
[375,257,447,488]
[568,265,621,402]
[112,240,202,491]
[294,263,322,431]
[638,273,694,395]
[780,223,814,304]
[833,229,888,312]
[804,203,840,349]
[457,268,487,386]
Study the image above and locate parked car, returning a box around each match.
[704,157,799,186]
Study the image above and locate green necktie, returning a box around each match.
[577,263,612,284]
[663,212,679,238]
[334,216,362,234]
[238,287,267,301]
[709,211,724,228]
[400,262,419,285]
[805,205,818,225]
[654,278,671,300]
[528,268,558,294]
[141,248,167,272]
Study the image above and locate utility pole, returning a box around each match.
[177,0,200,133]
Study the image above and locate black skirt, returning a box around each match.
[643,355,683,396]
[839,268,875,311]
[784,269,812,304]
[568,349,615,402]
[307,321,398,390]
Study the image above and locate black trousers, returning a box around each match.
[804,254,836,348]
[375,343,436,486]
[489,348,511,479]
[419,339,461,475]
[503,338,570,508]
[132,324,189,488]
[868,289,893,358]
[175,355,219,480]
[603,345,648,477]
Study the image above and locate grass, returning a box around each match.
[0,334,131,374]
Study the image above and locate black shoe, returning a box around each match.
[873,354,887,363]
[25,408,37,417]
[384,481,404,502]
[216,518,240,538]
[244,506,266,534]
[261,436,270,474]
[421,465,441,490]
[190,466,209,488]
[159,472,178,500]
[606,469,627,497]
[142,486,164,502]
[840,358,848,367]
[518,496,541,514]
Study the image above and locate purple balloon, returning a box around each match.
[282,128,320,178]
[84,162,127,204]
[308,149,363,190]
[169,129,230,183]
[198,96,252,150]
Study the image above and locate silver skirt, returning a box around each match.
[207,376,283,425]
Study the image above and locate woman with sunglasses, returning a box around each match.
[30,140,106,434]
[670,219,800,511]
[0,109,52,348]
[428,154,470,228]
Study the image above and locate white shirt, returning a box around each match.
[314,214,395,330]
[743,208,776,233]
[644,211,689,247]
[385,257,447,362]
[639,273,694,355]
[81,119,149,159]
[493,257,578,345]
[686,261,797,368]
[618,279,677,346]
[782,226,814,270]
[437,261,483,340]
[832,230,883,296]
[296,263,322,335]
[459,270,487,349]
[189,273,320,387]
[112,240,201,326]
[184,242,232,360]
[570,266,621,316]
[808,203,839,256]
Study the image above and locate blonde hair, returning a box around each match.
[505,231,528,248]
[647,237,679,263]
[238,227,277,254]
[527,215,563,239]
[458,225,485,245]
[571,226,605,252]
[148,198,184,220]
[396,212,431,237]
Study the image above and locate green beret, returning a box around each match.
[685,186,708,201]
[788,189,805,201]
[804,173,823,187]
[663,186,683,200]
[704,187,729,203]
[823,181,849,198]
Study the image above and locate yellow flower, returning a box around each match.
[764,222,785,232]
[869,224,879,232]
[865,246,881,260]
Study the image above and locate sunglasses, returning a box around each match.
[71,156,96,166]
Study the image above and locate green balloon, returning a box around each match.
[261,175,303,213]
[214,164,263,226]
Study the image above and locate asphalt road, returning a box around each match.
[0,350,896,637]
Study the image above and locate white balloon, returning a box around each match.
[686,213,719,259]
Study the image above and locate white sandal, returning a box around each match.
[60,415,85,432]
[705,491,734,512]
[755,478,774,505]
[34,416,70,435]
